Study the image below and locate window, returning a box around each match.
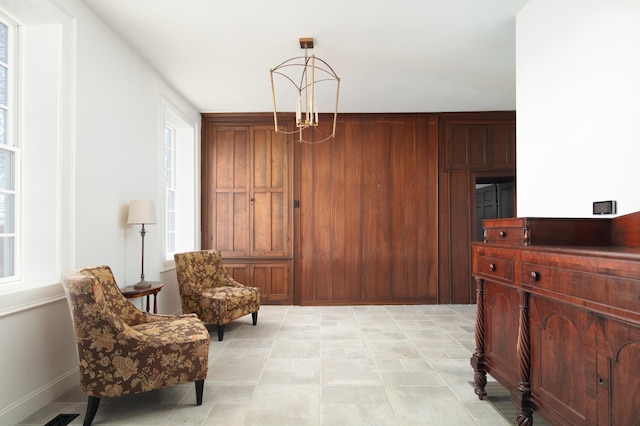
[164,124,176,255]
[163,103,197,266]
[0,18,17,282]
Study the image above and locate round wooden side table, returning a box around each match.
[121,282,164,313]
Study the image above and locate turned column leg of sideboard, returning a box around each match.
[470,276,487,400]
[515,290,533,426]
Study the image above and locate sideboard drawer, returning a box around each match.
[484,226,527,244]
[520,260,640,318]
[476,254,514,282]
[482,217,612,246]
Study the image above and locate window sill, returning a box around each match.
[0,281,65,318]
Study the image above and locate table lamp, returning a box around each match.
[127,200,157,288]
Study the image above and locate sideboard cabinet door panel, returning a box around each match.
[597,316,640,426]
[530,295,597,425]
[484,281,520,386]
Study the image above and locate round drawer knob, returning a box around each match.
[530,271,540,281]
[489,264,496,272]
[499,231,506,237]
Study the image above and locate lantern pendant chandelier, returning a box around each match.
[270,38,341,144]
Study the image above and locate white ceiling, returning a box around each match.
[81,0,530,113]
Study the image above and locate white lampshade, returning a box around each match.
[127,200,157,225]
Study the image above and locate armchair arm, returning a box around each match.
[223,276,246,288]
[143,312,200,322]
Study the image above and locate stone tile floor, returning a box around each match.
[17,304,511,425]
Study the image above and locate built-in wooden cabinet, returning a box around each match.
[201,114,293,304]
[471,212,640,425]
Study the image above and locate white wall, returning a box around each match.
[516,0,640,217]
[0,0,200,423]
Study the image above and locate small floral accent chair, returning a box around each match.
[174,250,260,341]
[61,266,210,426]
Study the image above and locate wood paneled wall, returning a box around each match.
[201,111,515,305]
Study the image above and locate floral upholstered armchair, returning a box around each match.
[61,266,210,426]
[174,250,260,341]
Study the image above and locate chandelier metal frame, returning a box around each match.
[270,38,340,144]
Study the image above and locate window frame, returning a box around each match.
[0,15,19,284]
[164,123,177,257]
[161,100,199,269]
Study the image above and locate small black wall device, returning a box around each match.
[593,200,616,215]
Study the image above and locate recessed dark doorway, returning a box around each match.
[475,177,515,241]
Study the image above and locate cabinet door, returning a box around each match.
[250,126,290,257]
[225,261,292,304]
[250,262,290,303]
[203,126,250,255]
[529,296,597,425]
[489,124,516,167]
[444,122,515,170]
[446,124,488,168]
[483,280,520,387]
[202,124,291,258]
[596,316,640,426]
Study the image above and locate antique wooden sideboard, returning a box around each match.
[470,211,640,425]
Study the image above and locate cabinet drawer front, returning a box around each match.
[521,262,640,316]
[476,255,514,282]
[484,227,526,244]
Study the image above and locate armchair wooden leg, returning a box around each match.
[217,324,224,341]
[83,396,100,426]
[252,311,258,325]
[195,379,204,405]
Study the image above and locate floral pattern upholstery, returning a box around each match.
[61,266,210,401]
[174,250,260,340]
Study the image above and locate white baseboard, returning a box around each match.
[0,367,80,426]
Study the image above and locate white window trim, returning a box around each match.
[160,98,200,271]
[0,0,76,297]
[165,122,177,257]
[0,14,20,284]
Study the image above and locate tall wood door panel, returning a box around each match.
[202,116,293,304]
[298,115,439,305]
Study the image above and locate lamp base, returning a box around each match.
[134,280,152,289]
